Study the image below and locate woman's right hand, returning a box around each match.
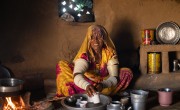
[86,84,96,97]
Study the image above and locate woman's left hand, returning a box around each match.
[94,83,103,92]
[86,85,96,97]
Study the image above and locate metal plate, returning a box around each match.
[61,93,111,110]
[156,22,180,44]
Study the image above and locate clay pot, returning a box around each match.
[158,88,173,107]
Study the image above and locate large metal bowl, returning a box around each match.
[61,93,111,110]
[0,78,24,93]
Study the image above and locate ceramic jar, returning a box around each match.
[158,88,173,106]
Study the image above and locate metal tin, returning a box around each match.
[141,29,154,45]
[148,52,161,74]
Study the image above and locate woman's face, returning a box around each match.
[90,27,104,53]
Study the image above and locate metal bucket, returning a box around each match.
[130,90,149,110]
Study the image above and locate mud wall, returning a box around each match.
[1,0,180,81]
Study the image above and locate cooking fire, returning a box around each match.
[3,96,25,110]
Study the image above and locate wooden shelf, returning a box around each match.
[139,44,180,74]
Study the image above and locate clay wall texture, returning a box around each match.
[1,0,180,79]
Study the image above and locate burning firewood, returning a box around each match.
[22,92,31,107]
[30,96,65,110]
[2,91,65,110]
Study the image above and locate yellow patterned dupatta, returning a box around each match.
[73,25,116,62]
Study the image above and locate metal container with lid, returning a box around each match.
[141,29,155,45]
[107,101,126,110]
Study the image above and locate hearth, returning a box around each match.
[1,96,25,109]
[0,78,26,109]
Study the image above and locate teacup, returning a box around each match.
[87,96,93,103]
[79,101,88,108]
[89,92,100,104]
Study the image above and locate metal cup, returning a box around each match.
[91,92,100,104]
[130,90,149,110]
[79,101,88,108]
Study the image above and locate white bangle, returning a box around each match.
[107,56,119,76]
[101,76,117,88]
[74,74,90,90]
[73,58,89,74]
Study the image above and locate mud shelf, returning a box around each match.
[139,44,180,74]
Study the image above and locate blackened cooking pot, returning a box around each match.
[0,78,24,95]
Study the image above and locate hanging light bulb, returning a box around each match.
[72,0,75,2]
[61,1,66,5]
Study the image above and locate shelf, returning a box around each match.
[139,44,180,74]
[140,44,180,52]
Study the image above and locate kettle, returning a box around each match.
[107,101,132,110]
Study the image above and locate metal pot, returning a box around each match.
[0,65,11,78]
[0,78,24,96]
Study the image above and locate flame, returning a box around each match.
[3,96,25,110]
[5,97,16,109]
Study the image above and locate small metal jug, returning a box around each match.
[107,101,132,110]
[173,59,180,72]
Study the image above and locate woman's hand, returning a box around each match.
[86,85,96,97]
[94,83,103,92]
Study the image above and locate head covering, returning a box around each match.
[73,24,117,62]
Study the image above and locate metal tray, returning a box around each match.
[61,93,111,110]
[156,21,180,44]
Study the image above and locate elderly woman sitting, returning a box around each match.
[56,24,133,97]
